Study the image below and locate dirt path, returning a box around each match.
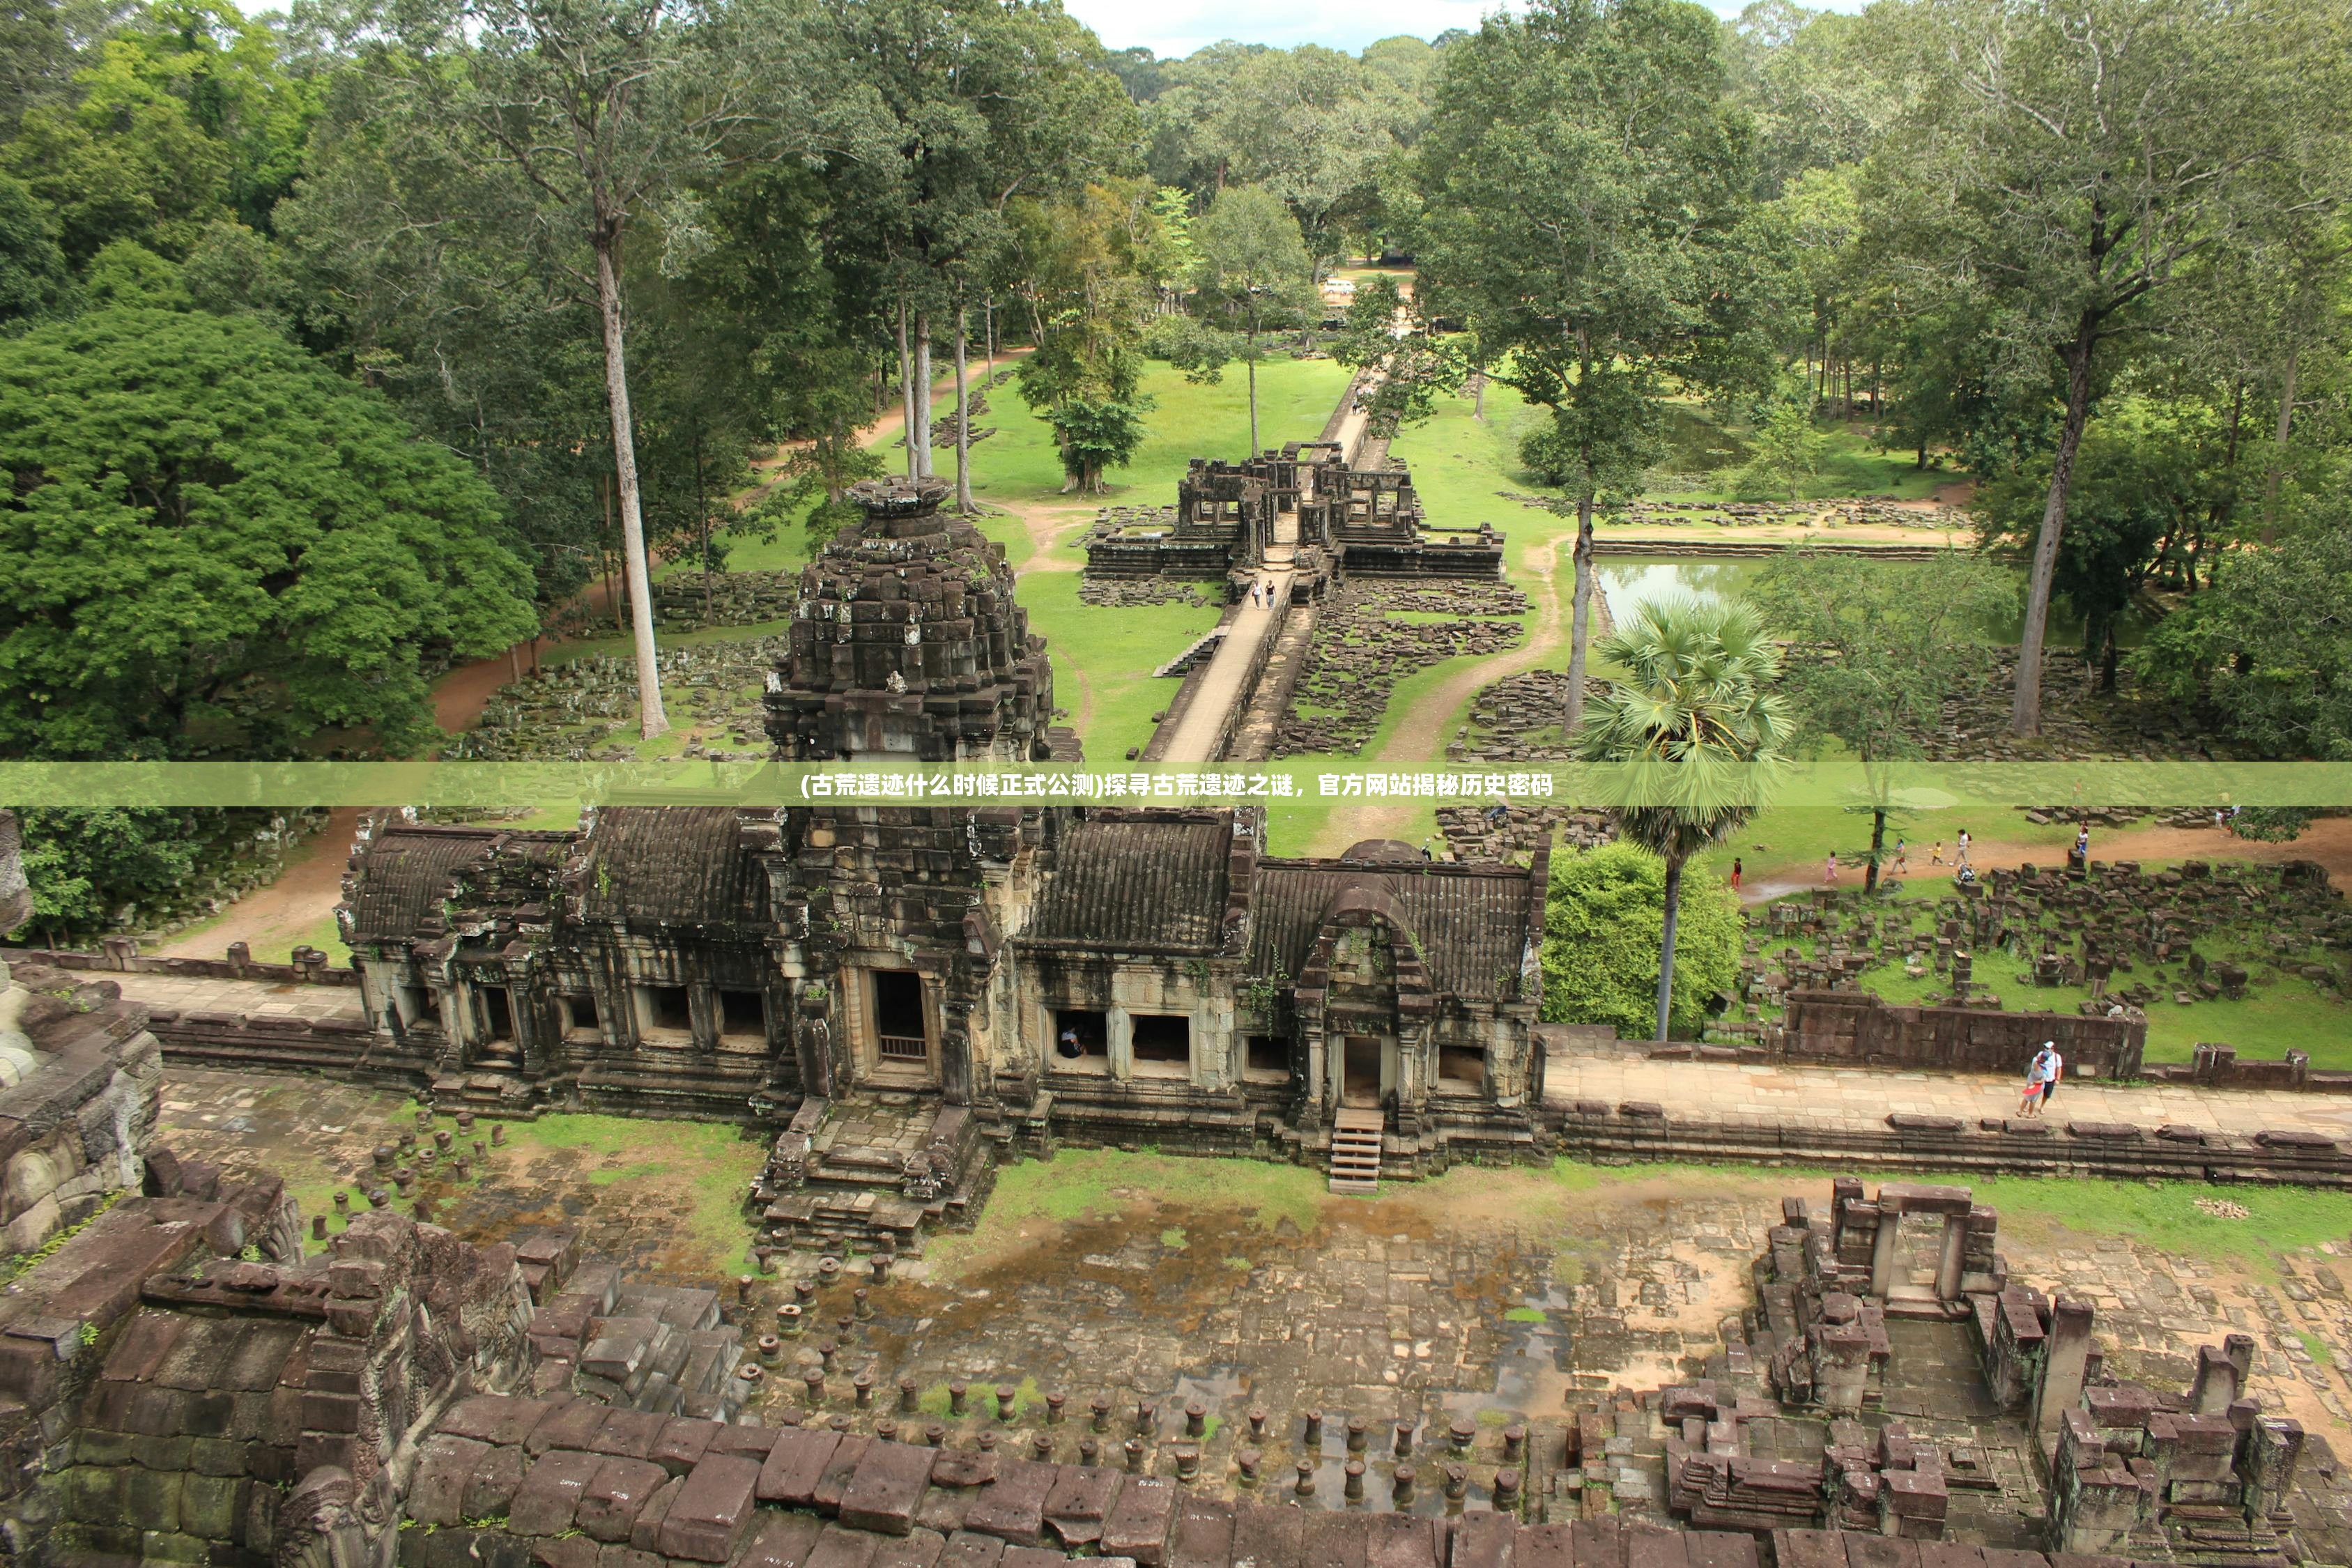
[1309,538,1568,855]
[1743,815,2352,904]
[155,807,364,962]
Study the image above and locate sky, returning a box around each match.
[1059,0,1859,56]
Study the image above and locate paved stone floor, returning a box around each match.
[150,1066,2352,1517]
[1542,1045,2352,1138]
[112,971,366,1023]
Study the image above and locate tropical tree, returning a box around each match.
[1573,594,1790,1040]
[1415,0,1769,735]
[0,305,538,758]
[325,0,807,741]
[1750,547,2013,887]
[1186,183,1314,455]
[1863,0,2352,737]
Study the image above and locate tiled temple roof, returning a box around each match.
[574,808,769,930]
[1245,863,1538,1001]
[342,826,503,942]
[1024,815,1235,953]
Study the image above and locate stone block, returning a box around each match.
[652,1417,721,1477]
[814,1435,873,1515]
[1101,1477,1177,1566]
[1684,1534,1759,1568]
[960,1456,1055,1546]
[1515,1525,1574,1568]
[806,1523,881,1568]
[509,1449,604,1537]
[937,1532,1008,1568]
[1626,1525,1689,1568]
[466,1443,530,1522]
[589,1409,669,1461]
[1231,1502,1305,1568]
[627,1477,679,1555]
[758,1428,842,1507]
[1040,1465,1119,1548]
[870,1530,947,1568]
[1450,1512,1516,1568]
[1302,1510,1372,1568]
[657,1452,761,1562]
[179,1473,243,1541]
[840,1439,934,1537]
[1167,1496,1236,1568]
[576,1457,668,1543]
[411,1435,492,1527]
[526,1402,611,1457]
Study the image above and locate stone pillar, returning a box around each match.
[2243,1416,2304,1522]
[1813,1323,1874,1415]
[100,935,139,971]
[2034,1296,2096,1436]
[1869,1208,1902,1298]
[1934,1216,1966,1301]
[2190,1344,2241,1415]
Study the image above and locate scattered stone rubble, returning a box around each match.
[1275,581,1530,756]
[445,639,783,762]
[1498,497,1964,533]
[1078,578,1220,609]
[1456,670,1611,764]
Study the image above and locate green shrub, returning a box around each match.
[1539,840,1742,1038]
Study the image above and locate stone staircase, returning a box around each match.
[1330,1109,1384,1194]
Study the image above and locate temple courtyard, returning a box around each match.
[151,1067,2352,1473]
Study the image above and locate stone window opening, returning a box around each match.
[1052,1008,1110,1073]
[1437,1044,1486,1092]
[871,971,928,1065]
[717,989,767,1045]
[1129,1013,1191,1077]
[392,982,438,1029]
[636,984,693,1046]
[479,985,516,1044]
[1243,1034,1288,1082]
[558,992,601,1043]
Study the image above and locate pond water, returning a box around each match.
[1595,555,2147,650]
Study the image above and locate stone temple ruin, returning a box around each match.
[325,806,1548,1249]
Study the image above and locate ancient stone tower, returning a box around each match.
[764,478,1054,762]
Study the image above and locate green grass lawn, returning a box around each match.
[1725,815,2352,1069]
[953,355,1355,508]
[1010,572,1220,763]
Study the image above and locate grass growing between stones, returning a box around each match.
[926,1148,1327,1277]
[1530,1158,2352,1279]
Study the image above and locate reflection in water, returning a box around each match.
[1594,556,2136,648]
[1594,560,1764,629]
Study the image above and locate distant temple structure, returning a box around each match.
[332,479,1548,1253]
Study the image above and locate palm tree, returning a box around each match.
[1574,594,1791,1041]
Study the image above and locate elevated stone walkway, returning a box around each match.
[1540,1045,2352,1142]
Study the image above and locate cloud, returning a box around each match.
[1062,0,1512,55]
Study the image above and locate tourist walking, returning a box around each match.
[1930,839,1945,866]
[2071,825,2090,872]
[1893,838,1909,877]
[1730,857,1743,892]
[1824,850,1838,886]
[1955,828,1971,870]
[2038,1043,2063,1112]
[2020,1042,2059,1117]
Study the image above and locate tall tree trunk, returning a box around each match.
[1865,808,1885,893]
[896,299,916,482]
[1654,853,1684,1042]
[953,306,974,514]
[2100,622,2119,692]
[2265,337,2299,539]
[2011,321,2098,738]
[914,314,934,479]
[1471,370,1486,421]
[601,473,623,635]
[983,298,994,381]
[1245,335,1260,455]
[593,237,668,739]
[694,429,710,622]
[1563,494,1596,735]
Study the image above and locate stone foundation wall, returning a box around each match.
[1779,990,2144,1079]
[3,939,359,988]
[654,571,801,629]
[0,962,167,1256]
